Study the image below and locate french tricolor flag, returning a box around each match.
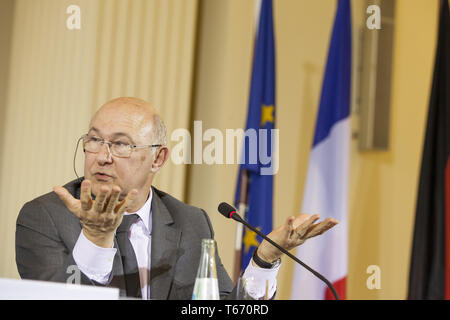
[291,0,351,300]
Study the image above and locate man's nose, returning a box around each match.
[96,143,113,164]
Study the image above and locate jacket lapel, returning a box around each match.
[150,188,181,300]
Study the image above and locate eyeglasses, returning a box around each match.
[81,134,162,158]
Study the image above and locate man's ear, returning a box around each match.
[151,146,169,172]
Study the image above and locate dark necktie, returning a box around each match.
[116,214,141,298]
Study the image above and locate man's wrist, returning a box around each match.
[253,247,281,269]
[82,229,115,248]
[73,230,116,284]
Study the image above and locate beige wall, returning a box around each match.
[0,0,99,280]
[0,0,14,165]
[89,0,198,200]
[0,0,441,300]
[187,0,255,286]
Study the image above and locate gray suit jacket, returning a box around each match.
[16,178,234,299]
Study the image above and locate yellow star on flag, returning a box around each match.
[260,104,274,126]
[243,227,261,253]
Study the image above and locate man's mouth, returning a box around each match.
[93,172,113,181]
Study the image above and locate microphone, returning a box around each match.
[218,202,340,300]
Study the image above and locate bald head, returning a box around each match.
[97,97,158,116]
[91,97,167,147]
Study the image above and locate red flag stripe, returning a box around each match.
[445,158,450,299]
[324,276,346,300]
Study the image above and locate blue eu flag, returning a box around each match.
[235,0,276,271]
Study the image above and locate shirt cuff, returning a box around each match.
[72,230,117,284]
[242,258,280,299]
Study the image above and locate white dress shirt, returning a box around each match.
[73,189,279,299]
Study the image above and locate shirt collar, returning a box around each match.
[124,188,153,234]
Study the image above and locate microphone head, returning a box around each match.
[218,202,240,220]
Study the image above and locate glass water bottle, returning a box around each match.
[192,239,220,300]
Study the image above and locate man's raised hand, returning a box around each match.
[53,179,137,248]
[256,213,339,264]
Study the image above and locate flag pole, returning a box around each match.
[233,169,249,283]
[232,0,265,284]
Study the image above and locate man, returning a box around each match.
[16,97,338,299]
